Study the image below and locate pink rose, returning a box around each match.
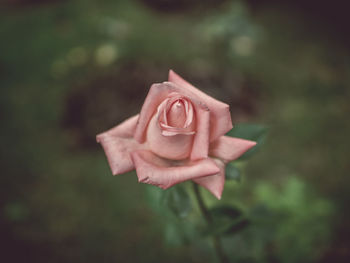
[96,70,256,199]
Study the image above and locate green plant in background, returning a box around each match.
[251,177,334,263]
[147,170,334,263]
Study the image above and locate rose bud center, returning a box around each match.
[146,95,196,160]
[167,100,186,128]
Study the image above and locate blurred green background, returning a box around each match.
[1,0,350,262]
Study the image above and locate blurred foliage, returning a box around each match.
[249,177,333,263]
[217,176,333,263]
[147,176,333,263]
[1,0,350,262]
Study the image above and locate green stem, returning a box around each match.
[192,182,230,263]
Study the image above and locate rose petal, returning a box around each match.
[193,158,225,199]
[96,115,142,175]
[131,150,221,189]
[209,136,256,162]
[168,70,233,142]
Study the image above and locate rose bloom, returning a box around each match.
[97,70,256,199]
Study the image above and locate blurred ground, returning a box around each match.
[1,0,350,262]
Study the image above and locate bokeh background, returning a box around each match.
[1,0,350,262]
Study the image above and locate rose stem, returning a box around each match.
[192,182,230,263]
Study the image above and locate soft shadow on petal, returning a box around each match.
[131,150,220,190]
[168,70,233,142]
[193,158,225,200]
[97,115,143,175]
[209,136,256,163]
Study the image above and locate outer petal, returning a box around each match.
[193,158,225,200]
[134,82,210,160]
[131,150,220,190]
[96,115,142,175]
[209,136,256,162]
[168,70,233,142]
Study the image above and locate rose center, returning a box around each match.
[146,95,195,160]
[167,100,186,128]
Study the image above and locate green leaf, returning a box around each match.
[225,162,241,181]
[226,123,268,159]
[162,184,192,219]
[205,205,249,236]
